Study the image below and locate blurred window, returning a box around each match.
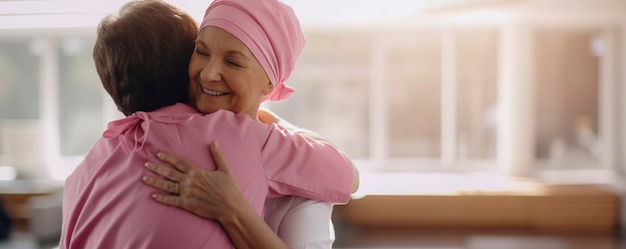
[59,38,103,156]
[264,33,372,159]
[455,30,499,167]
[267,28,499,171]
[0,40,42,165]
[534,29,601,170]
[0,38,106,179]
[0,25,610,179]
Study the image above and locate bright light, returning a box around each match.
[448,9,508,24]
[0,0,432,30]
[282,0,428,24]
[0,166,16,181]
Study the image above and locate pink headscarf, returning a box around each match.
[199,0,306,102]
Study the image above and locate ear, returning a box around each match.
[263,82,274,96]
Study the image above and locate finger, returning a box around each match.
[142,175,180,194]
[144,162,184,182]
[210,141,233,175]
[156,151,194,173]
[151,193,184,208]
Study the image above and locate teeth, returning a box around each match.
[201,87,226,96]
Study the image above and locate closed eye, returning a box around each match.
[194,48,209,56]
[226,59,241,67]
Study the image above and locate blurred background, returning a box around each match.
[0,0,625,248]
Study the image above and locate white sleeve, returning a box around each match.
[264,196,335,249]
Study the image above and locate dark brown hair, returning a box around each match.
[93,0,198,116]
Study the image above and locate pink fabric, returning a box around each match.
[60,103,352,249]
[200,0,305,102]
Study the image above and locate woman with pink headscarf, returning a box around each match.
[141,0,359,248]
[59,0,357,248]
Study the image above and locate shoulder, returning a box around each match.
[205,110,269,129]
[152,103,197,115]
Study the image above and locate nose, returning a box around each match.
[199,59,222,83]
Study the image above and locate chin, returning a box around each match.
[196,104,218,114]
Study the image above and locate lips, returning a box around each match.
[200,85,228,96]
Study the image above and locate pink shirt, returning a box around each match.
[60,103,353,249]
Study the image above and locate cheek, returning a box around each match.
[187,78,198,94]
[237,84,263,102]
[188,66,199,81]
[188,56,202,80]
[230,88,257,112]
[232,88,250,105]
[188,63,201,93]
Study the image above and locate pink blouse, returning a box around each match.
[60,103,353,249]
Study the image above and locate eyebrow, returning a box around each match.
[195,39,249,59]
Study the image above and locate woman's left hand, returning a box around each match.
[142,141,248,221]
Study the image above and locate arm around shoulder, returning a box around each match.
[258,108,360,200]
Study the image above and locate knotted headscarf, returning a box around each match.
[199,0,306,102]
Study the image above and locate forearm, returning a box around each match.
[218,197,291,249]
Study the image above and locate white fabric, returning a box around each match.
[264,196,335,249]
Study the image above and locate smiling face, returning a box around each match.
[188,26,273,119]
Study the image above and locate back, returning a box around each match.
[60,104,270,249]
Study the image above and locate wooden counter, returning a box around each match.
[334,177,619,233]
